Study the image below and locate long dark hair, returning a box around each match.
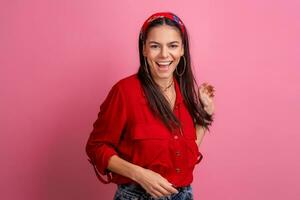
[137,13,214,132]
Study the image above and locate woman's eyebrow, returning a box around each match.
[148,41,180,44]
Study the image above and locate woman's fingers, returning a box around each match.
[147,184,174,198]
[149,180,178,198]
[152,189,169,198]
[158,182,178,196]
[199,83,215,99]
[149,186,177,199]
[137,168,178,198]
[207,85,215,97]
[200,83,215,97]
[164,183,179,194]
[198,83,215,115]
[149,188,164,199]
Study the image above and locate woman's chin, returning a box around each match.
[157,66,175,74]
[150,65,175,80]
[153,71,174,80]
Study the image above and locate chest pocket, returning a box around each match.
[130,124,172,174]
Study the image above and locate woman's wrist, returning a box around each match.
[130,165,145,182]
[204,105,214,116]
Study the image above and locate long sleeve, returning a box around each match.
[85,82,128,184]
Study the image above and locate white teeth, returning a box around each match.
[157,61,172,65]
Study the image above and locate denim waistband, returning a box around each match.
[118,183,191,191]
[114,183,193,200]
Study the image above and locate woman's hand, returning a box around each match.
[198,82,215,115]
[133,167,178,199]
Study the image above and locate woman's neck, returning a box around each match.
[153,76,174,89]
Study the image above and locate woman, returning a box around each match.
[86,12,215,200]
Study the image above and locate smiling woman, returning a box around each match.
[85,12,215,200]
[143,25,184,83]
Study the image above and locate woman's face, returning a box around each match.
[143,24,184,82]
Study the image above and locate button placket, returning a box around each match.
[172,102,184,176]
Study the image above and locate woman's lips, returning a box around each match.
[155,62,173,72]
[155,61,173,69]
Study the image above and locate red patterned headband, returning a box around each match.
[140,12,185,40]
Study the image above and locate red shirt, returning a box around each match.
[85,74,203,187]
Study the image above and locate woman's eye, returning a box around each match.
[170,45,178,48]
[150,45,159,49]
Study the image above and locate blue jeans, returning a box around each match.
[113,183,193,200]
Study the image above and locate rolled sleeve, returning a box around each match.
[195,151,203,164]
[85,82,127,183]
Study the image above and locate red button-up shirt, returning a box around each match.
[85,74,203,187]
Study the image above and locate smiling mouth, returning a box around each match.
[155,61,173,67]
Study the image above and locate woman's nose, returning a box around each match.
[160,46,169,58]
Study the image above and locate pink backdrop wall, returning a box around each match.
[1,0,299,199]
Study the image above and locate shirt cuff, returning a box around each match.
[95,147,118,175]
[196,151,203,164]
[88,146,118,184]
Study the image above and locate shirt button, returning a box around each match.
[175,168,181,173]
[175,151,180,156]
[174,135,178,139]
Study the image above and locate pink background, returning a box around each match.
[1,0,299,199]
